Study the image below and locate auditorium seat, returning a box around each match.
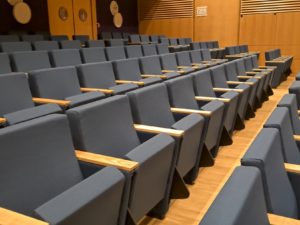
[0,53,12,74]
[0,34,20,42]
[106,39,125,47]
[175,51,207,71]
[189,50,218,67]
[50,35,68,41]
[160,53,195,74]
[80,47,107,63]
[165,76,226,158]
[105,46,126,61]
[32,41,59,51]
[11,50,52,72]
[129,34,141,44]
[192,69,239,138]
[77,62,138,94]
[111,32,123,39]
[241,127,300,219]
[156,43,170,54]
[60,40,82,49]
[168,38,182,52]
[72,35,89,45]
[125,45,143,58]
[190,42,200,50]
[0,114,127,225]
[100,31,112,40]
[139,55,181,79]
[66,95,176,223]
[140,35,151,44]
[127,83,206,182]
[0,73,61,125]
[141,44,157,56]
[49,49,82,67]
[199,167,270,225]
[85,40,105,48]
[201,49,227,64]
[20,34,44,42]
[28,66,105,108]
[0,42,32,52]
[113,58,162,86]
[150,35,159,43]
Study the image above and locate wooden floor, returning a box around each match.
[139,75,294,225]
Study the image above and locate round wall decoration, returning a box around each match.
[7,0,23,6]
[13,2,32,24]
[110,1,119,16]
[58,6,68,21]
[113,12,123,28]
[79,9,88,22]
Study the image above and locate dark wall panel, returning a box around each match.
[0,0,49,34]
[96,0,138,33]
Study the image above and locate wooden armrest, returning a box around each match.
[285,163,300,174]
[177,66,191,69]
[80,87,114,94]
[134,124,184,138]
[227,81,254,85]
[75,150,139,172]
[246,71,258,75]
[213,87,244,93]
[162,70,175,73]
[268,213,300,225]
[171,107,212,116]
[265,60,285,63]
[260,65,277,69]
[32,98,70,107]
[115,80,144,86]
[192,63,209,67]
[0,207,49,225]
[141,74,167,79]
[0,117,7,124]
[294,135,300,142]
[195,96,231,103]
[297,110,300,115]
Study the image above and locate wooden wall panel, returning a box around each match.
[47,0,74,39]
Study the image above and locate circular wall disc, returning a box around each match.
[79,8,88,22]
[13,2,32,24]
[110,1,119,16]
[7,0,23,6]
[113,12,123,28]
[58,7,68,21]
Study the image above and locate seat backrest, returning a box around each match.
[0,114,83,216]
[165,76,199,109]
[29,66,82,99]
[142,44,157,56]
[86,40,105,48]
[201,49,212,60]
[0,53,12,74]
[244,56,254,71]
[224,61,239,81]
[122,32,130,40]
[210,65,229,88]
[234,46,240,54]
[185,38,192,44]
[190,42,200,50]
[199,42,208,49]
[212,41,219,48]
[192,69,217,97]
[100,32,112,40]
[235,58,247,75]
[150,35,159,43]
[11,50,51,72]
[0,42,32,53]
[49,49,82,67]
[189,50,203,63]
[111,32,123,39]
[139,55,162,75]
[127,83,175,127]
[200,166,270,225]
[264,107,300,164]
[105,46,126,61]
[169,38,178,46]
[60,40,81,49]
[67,95,141,158]
[140,35,150,43]
[177,38,186,45]
[176,51,192,66]
[77,62,116,88]
[50,35,68,41]
[80,47,107,63]
[277,94,300,134]
[32,41,59,51]
[72,35,89,42]
[125,45,143,58]
[159,53,178,70]
[156,44,169,54]
[251,55,259,68]
[241,128,299,219]
[225,46,235,55]
[0,35,20,42]
[129,34,141,43]
[21,34,44,42]
[206,41,214,49]
[113,58,142,81]
[0,73,34,115]
[159,38,169,45]
[107,39,125,47]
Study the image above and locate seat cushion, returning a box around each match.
[109,83,138,95]
[66,92,105,108]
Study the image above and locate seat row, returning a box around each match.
[200,93,300,224]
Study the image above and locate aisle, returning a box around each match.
[139,75,294,225]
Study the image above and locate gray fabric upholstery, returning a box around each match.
[50,49,82,67]
[0,53,12,74]
[241,128,299,219]
[66,92,105,108]
[176,51,206,70]
[140,35,150,43]
[60,40,81,49]
[80,47,107,63]
[11,51,51,72]
[142,44,157,56]
[105,46,126,61]
[278,94,300,134]
[0,35,20,42]
[107,39,125,47]
[33,41,59,51]
[125,45,143,58]
[50,35,68,41]
[199,166,270,225]
[150,35,159,43]
[0,42,32,52]
[73,35,89,43]
[129,34,141,43]
[289,81,300,108]
[159,53,194,73]
[21,34,44,42]
[86,40,105,48]
[100,32,112,39]
[112,32,123,39]
[190,43,200,50]
[156,44,169,54]
[109,83,138,94]
[263,107,300,164]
